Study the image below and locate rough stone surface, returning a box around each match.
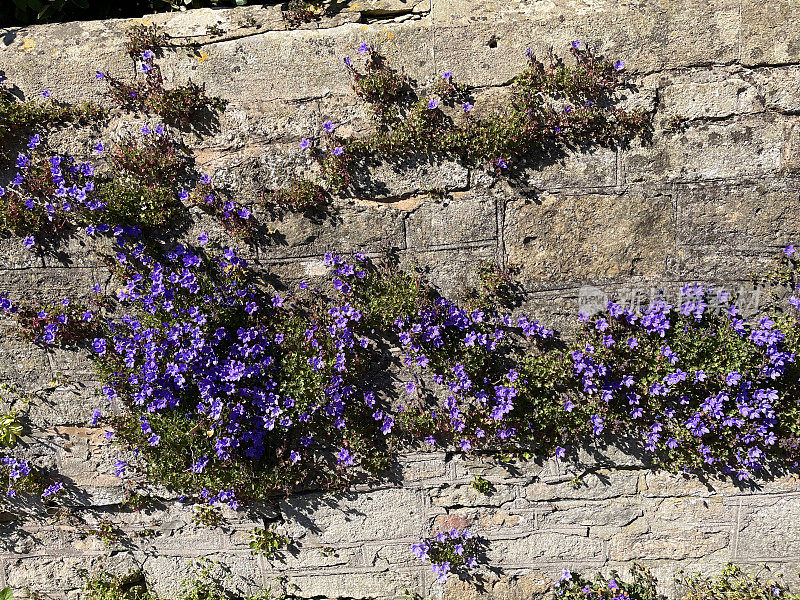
[0,1,800,598]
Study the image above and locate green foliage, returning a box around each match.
[80,519,124,548]
[346,255,428,332]
[343,43,648,178]
[82,569,156,600]
[556,563,800,600]
[0,82,103,159]
[0,413,23,447]
[103,26,227,128]
[681,564,799,600]
[192,504,225,528]
[0,586,12,600]
[555,563,661,600]
[463,262,518,311]
[470,474,492,495]
[249,525,289,558]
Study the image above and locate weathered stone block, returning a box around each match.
[505,188,675,285]
[405,190,496,249]
[741,0,800,66]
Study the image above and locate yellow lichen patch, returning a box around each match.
[197,50,209,63]
[20,39,36,52]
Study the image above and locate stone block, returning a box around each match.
[741,0,800,66]
[504,187,675,286]
[280,488,425,544]
[405,190,496,249]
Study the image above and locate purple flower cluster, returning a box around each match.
[411,528,479,583]
[573,283,800,478]
[1,456,31,498]
[85,244,384,503]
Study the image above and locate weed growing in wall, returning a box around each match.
[0,74,104,160]
[99,26,226,128]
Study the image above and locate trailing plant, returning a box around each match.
[554,563,800,600]
[265,178,327,213]
[335,42,648,182]
[98,26,226,128]
[81,569,155,600]
[681,564,798,600]
[0,74,104,159]
[0,128,249,244]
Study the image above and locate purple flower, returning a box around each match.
[427,98,439,110]
[41,482,64,499]
[41,90,50,98]
[358,42,369,53]
[462,102,473,112]
[572,40,581,49]
[93,338,107,355]
[344,56,351,67]
[614,59,625,71]
[322,120,336,133]
[497,158,507,169]
[332,146,344,156]
[142,50,155,61]
[299,137,311,150]
[442,70,452,80]
[140,62,152,73]
[197,231,209,245]
[96,70,105,79]
[114,460,127,477]
[336,448,355,466]
[93,141,104,153]
[191,456,209,473]
[785,244,796,257]
[22,236,34,249]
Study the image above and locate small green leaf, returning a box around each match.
[0,586,14,600]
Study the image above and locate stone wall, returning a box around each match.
[0,1,799,598]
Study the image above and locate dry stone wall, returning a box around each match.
[0,1,800,598]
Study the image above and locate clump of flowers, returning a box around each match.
[189,175,253,237]
[345,43,408,124]
[11,298,103,346]
[568,283,800,479]
[340,42,648,184]
[554,564,659,600]
[77,245,393,504]
[0,127,250,243]
[99,26,226,128]
[411,528,480,583]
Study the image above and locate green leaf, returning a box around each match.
[0,587,13,600]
